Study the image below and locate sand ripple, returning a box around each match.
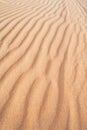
[0,0,87,129]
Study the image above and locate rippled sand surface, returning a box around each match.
[0,0,87,130]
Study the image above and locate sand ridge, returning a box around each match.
[0,0,87,130]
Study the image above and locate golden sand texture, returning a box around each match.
[0,0,87,130]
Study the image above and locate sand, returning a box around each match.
[0,0,87,130]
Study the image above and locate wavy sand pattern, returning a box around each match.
[0,0,87,130]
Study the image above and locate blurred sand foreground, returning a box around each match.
[0,0,87,130]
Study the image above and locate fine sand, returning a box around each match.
[0,0,87,130]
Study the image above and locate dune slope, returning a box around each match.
[0,0,87,130]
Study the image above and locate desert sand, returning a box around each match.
[0,0,87,130]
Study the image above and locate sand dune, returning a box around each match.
[0,0,87,130]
